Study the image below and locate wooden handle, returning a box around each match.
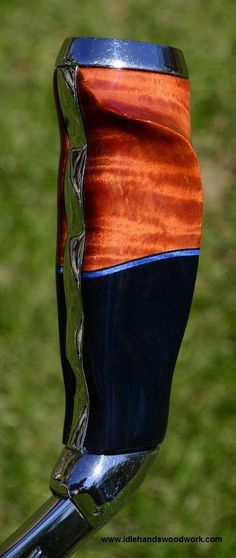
[77,68,202,453]
[55,63,203,453]
[78,67,202,273]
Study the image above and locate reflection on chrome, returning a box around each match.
[56,37,188,78]
[51,448,158,527]
[75,312,84,359]
[56,65,89,451]
[70,146,87,205]
[69,233,85,285]
[0,495,92,557]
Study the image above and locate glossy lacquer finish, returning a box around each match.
[79,67,201,272]
[82,256,198,452]
[77,67,202,452]
[54,38,202,458]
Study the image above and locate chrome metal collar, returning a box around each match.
[0,449,158,557]
[56,37,188,78]
[51,448,158,527]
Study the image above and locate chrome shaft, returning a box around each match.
[0,496,92,558]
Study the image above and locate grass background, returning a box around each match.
[0,0,235,556]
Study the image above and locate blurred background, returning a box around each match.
[0,1,235,556]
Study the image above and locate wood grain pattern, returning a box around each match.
[78,67,202,272]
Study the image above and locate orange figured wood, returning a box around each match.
[54,70,69,268]
[78,67,202,272]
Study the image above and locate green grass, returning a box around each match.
[0,1,235,556]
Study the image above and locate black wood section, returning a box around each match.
[82,256,199,453]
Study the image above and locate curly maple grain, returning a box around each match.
[77,67,202,272]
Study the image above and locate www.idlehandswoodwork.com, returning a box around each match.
[100,535,222,544]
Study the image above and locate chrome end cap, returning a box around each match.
[56,37,188,78]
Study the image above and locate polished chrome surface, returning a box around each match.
[75,313,84,360]
[69,233,85,286]
[28,548,45,558]
[70,146,87,205]
[56,37,188,78]
[56,66,89,451]
[0,496,92,558]
[51,448,158,527]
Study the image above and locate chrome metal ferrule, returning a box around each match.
[0,450,158,557]
[50,448,158,528]
[56,36,188,78]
